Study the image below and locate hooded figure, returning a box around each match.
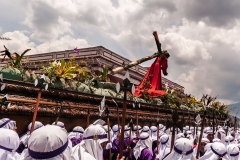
[193,137,209,157]
[159,124,165,132]
[150,126,157,141]
[224,135,235,146]
[157,134,170,160]
[133,132,153,160]
[150,126,157,153]
[0,118,17,131]
[17,121,44,154]
[214,129,226,144]
[21,125,74,160]
[52,121,65,128]
[72,123,108,160]
[68,126,84,147]
[112,124,120,141]
[164,138,195,160]
[227,144,239,160]
[199,142,229,160]
[141,126,151,135]
[0,128,20,160]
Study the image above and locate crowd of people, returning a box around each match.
[0,117,239,160]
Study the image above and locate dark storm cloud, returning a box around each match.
[180,0,240,27]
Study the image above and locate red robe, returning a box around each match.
[135,57,168,98]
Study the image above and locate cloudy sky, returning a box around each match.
[1,0,240,105]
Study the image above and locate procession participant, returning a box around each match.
[68,126,84,147]
[132,132,154,160]
[102,125,114,160]
[159,124,165,132]
[235,135,240,144]
[164,138,195,160]
[16,121,44,154]
[52,121,65,128]
[226,144,239,160]
[122,125,133,159]
[0,118,17,131]
[21,125,74,160]
[175,133,185,140]
[157,134,170,160]
[203,126,211,138]
[206,130,214,142]
[190,127,195,135]
[103,125,113,141]
[150,126,158,153]
[193,138,209,157]
[132,125,142,139]
[214,128,226,144]
[72,122,109,160]
[112,124,121,141]
[0,128,20,159]
[225,135,235,146]
[199,142,229,160]
[141,126,151,135]
[204,142,212,153]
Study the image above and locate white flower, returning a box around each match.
[72,74,77,78]
[57,61,61,66]
[52,60,57,66]
[171,89,174,94]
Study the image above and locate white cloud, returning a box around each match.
[35,35,90,53]
[0,31,36,55]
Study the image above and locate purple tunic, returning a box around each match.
[112,139,120,160]
[132,148,156,160]
[70,137,82,147]
[16,142,26,154]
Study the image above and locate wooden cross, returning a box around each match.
[111,31,169,75]
[116,71,135,158]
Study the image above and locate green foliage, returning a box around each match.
[41,56,91,81]
[12,49,31,68]
[99,65,109,82]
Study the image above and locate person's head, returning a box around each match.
[199,138,210,153]
[207,132,214,142]
[24,125,73,160]
[81,121,108,160]
[0,118,17,132]
[133,132,152,159]
[52,121,65,128]
[27,121,43,132]
[0,128,20,159]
